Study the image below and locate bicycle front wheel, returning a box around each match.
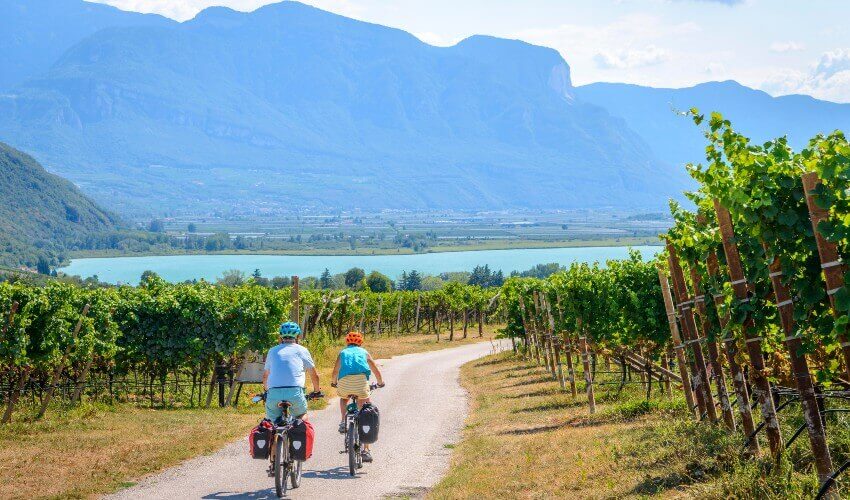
[274,435,290,498]
[347,421,357,476]
[290,460,302,489]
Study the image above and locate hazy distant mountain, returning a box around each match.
[0,141,122,268]
[0,0,171,91]
[0,1,682,214]
[575,80,850,169]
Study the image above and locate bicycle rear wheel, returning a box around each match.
[274,435,291,498]
[290,460,303,489]
[347,421,357,476]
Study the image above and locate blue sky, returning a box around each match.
[92,0,850,102]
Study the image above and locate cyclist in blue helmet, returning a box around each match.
[263,321,322,422]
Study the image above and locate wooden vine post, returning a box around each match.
[72,349,95,403]
[38,303,90,419]
[376,296,384,335]
[291,276,300,326]
[532,292,551,372]
[802,172,850,379]
[556,293,578,397]
[714,200,783,456]
[763,245,834,482]
[477,306,484,337]
[665,243,717,422]
[658,270,697,415]
[535,292,556,378]
[518,297,532,359]
[414,295,422,333]
[688,264,736,430]
[544,297,565,389]
[577,317,596,414]
[706,252,758,452]
[520,296,541,364]
[395,296,403,335]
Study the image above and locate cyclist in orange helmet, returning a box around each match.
[331,331,384,462]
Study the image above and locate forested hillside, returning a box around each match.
[0,142,122,268]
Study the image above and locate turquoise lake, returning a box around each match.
[60,246,662,284]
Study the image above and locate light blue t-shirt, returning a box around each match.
[265,343,315,388]
[338,345,371,380]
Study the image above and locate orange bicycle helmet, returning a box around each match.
[345,331,364,346]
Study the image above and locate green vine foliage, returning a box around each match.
[805,132,850,318]
[677,110,841,381]
[502,253,669,361]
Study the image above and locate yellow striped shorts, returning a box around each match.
[336,374,370,399]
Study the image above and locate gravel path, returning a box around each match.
[107,340,506,499]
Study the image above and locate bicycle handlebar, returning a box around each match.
[251,390,325,404]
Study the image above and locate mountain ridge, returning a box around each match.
[0,0,682,214]
[575,80,850,169]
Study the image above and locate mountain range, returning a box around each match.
[1,1,849,215]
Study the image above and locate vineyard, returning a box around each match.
[498,111,850,497]
[7,111,850,496]
[0,275,498,423]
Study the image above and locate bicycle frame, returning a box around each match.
[345,396,361,449]
[252,390,321,498]
[343,394,363,475]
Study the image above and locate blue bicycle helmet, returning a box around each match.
[279,321,302,338]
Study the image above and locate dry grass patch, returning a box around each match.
[429,352,803,499]
[0,403,258,499]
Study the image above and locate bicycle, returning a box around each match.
[335,382,382,476]
[252,390,323,498]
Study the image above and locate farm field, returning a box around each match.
[66,209,667,262]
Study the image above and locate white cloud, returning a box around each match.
[594,46,669,69]
[761,49,850,103]
[512,14,698,83]
[704,62,726,75]
[770,41,804,53]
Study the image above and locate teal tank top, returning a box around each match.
[338,346,371,379]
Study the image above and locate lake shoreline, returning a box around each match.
[60,245,663,285]
[67,237,662,260]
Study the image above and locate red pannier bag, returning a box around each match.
[289,419,314,461]
[249,419,274,459]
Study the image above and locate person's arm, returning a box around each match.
[307,367,321,393]
[367,354,384,386]
[302,348,320,393]
[263,369,270,391]
[331,354,341,387]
